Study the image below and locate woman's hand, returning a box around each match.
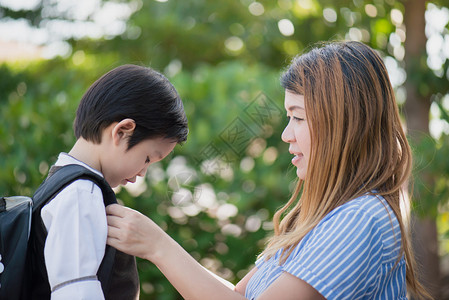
[106,204,243,300]
[106,204,166,261]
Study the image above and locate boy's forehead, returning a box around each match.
[146,139,177,157]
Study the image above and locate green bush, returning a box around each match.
[1,59,297,299]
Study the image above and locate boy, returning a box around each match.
[29,64,188,299]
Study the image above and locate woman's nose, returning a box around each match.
[281,121,294,143]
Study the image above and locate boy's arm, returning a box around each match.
[41,180,106,299]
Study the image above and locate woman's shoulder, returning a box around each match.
[315,193,402,260]
[320,193,399,237]
[326,193,393,222]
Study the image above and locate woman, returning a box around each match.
[106,41,430,299]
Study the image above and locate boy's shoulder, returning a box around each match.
[43,153,106,201]
[45,176,103,204]
[52,152,103,177]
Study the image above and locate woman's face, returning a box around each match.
[281,91,311,180]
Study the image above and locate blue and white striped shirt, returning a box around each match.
[245,194,407,299]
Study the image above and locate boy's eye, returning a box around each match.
[145,156,150,164]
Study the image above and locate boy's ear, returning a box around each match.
[112,118,136,145]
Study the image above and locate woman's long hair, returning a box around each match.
[261,41,430,299]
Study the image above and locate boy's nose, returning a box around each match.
[137,166,148,177]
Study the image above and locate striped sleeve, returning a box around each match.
[283,208,383,299]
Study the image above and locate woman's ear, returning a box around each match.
[112,118,136,146]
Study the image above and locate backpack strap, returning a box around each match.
[33,164,116,211]
[31,164,117,296]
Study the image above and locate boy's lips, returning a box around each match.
[122,179,135,185]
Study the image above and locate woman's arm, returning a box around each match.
[258,273,325,300]
[106,204,245,300]
[235,267,258,295]
[106,204,325,300]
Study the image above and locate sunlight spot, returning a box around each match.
[247,138,267,157]
[245,215,262,232]
[348,27,362,41]
[389,32,401,48]
[216,203,238,220]
[384,56,406,87]
[262,221,274,231]
[0,0,40,10]
[242,180,256,193]
[390,9,403,26]
[248,2,264,16]
[225,36,244,53]
[195,183,218,209]
[221,224,242,237]
[393,45,405,61]
[42,41,71,59]
[39,161,49,175]
[365,4,377,18]
[171,187,193,206]
[240,156,255,172]
[297,0,312,10]
[164,59,182,77]
[72,50,85,65]
[323,7,337,23]
[427,35,444,56]
[278,19,294,36]
[181,203,201,217]
[125,175,147,197]
[263,147,278,165]
[396,28,406,42]
[147,162,165,184]
[13,168,26,184]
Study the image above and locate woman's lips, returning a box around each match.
[291,154,303,166]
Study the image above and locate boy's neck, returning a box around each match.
[68,138,102,173]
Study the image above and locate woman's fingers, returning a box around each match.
[105,203,161,260]
[106,203,127,217]
[106,236,121,249]
[107,223,123,239]
[106,214,123,229]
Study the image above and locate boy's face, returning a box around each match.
[105,137,176,188]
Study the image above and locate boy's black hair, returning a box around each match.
[74,64,188,149]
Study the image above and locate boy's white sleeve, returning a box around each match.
[41,179,107,300]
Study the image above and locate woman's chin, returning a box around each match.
[296,168,306,180]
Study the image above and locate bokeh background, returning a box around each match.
[0,0,448,299]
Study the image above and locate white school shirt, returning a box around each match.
[246,194,407,299]
[41,153,107,299]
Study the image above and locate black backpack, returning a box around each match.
[0,164,118,300]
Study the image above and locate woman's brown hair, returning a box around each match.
[262,41,430,299]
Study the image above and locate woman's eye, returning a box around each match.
[287,116,304,122]
[145,156,150,164]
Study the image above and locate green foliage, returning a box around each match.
[0,59,296,299]
[117,62,296,298]
[411,134,449,217]
[1,0,449,298]
[410,96,449,217]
